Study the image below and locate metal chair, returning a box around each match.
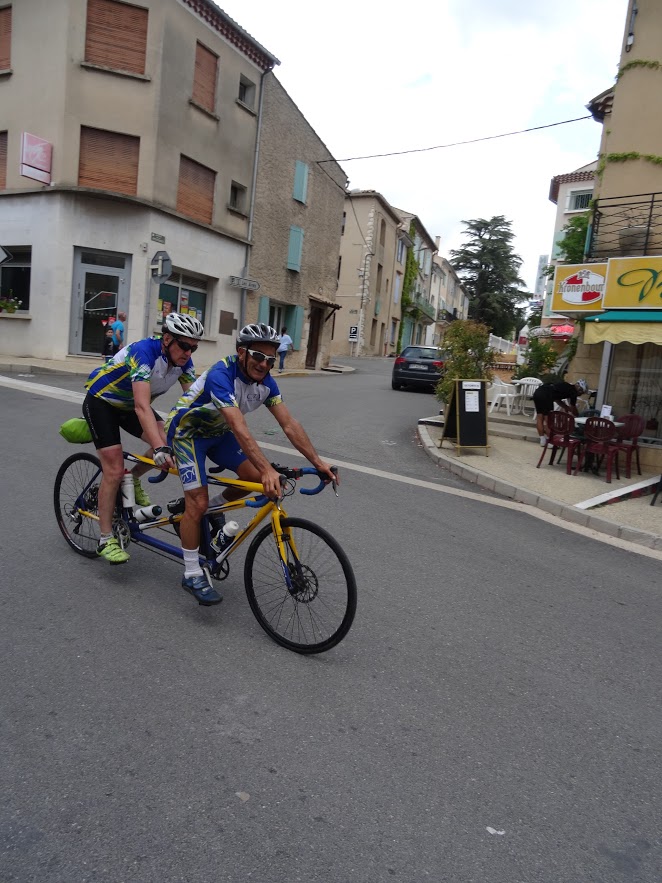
[536,411,583,474]
[574,417,620,483]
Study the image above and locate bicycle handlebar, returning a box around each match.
[148,470,170,484]
[244,465,338,507]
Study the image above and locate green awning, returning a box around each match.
[584,310,662,345]
[584,310,662,322]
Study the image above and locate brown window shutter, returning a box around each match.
[0,6,11,70]
[79,126,139,196]
[177,156,215,225]
[192,42,218,112]
[85,0,148,75]
[0,131,7,189]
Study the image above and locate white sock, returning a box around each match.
[99,533,114,545]
[183,547,203,578]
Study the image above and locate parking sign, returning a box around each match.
[348,325,359,342]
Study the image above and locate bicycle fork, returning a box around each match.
[271,508,301,594]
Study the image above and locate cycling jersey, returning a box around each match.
[166,354,282,440]
[86,337,195,410]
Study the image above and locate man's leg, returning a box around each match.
[279,351,285,371]
[96,444,130,563]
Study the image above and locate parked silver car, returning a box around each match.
[391,345,447,391]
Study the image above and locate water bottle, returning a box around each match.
[133,504,163,523]
[212,520,240,554]
[120,471,135,508]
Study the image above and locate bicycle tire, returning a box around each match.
[54,452,103,557]
[244,516,357,654]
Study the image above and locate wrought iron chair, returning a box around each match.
[536,411,583,474]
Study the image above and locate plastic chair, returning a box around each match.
[574,417,620,482]
[609,414,645,479]
[515,377,543,419]
[536,411,583,474]
[488,380,520,416]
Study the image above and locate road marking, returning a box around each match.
[4,374,661,561]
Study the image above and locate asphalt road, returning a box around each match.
[0,357,660,882]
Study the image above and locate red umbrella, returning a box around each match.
[550,323,575,336]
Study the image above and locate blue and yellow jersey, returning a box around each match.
[166,354,282,439]
[85,337,195,410]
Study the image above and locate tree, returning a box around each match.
[450,216,528,339]
[542,211,590,277]
[436,320,495,405]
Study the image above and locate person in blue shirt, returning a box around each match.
[110,311,127,354]
[83,312,204,564]
[166,323,338,606]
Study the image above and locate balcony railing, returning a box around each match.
[588,192,662,259]
[406,295,435,321]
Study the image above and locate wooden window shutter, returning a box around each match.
[0,131,7,189]
[78,126,139,195]
[177,156,215,225]
[192,42,218,113]
[85,0,148,75]
[0,6,11,70]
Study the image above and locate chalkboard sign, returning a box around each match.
[439,379,489,455]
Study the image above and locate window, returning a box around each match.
[293,160,309,204]
[0,130,6,189]
[238,75,256,109]
[78,126,139,195]
[159,272,208,329]
[569,189,592,211]
[341,211,346,235]
[376,263,383,294]
[0,247,31,311]
[84,0,148,76]
[229,181,247,214]
[192,41,218,114]
[396,239,405,264]
[394,271,402,304]
[176,155,216,225]
[0,5,11,70]
[379,219,386,247]
[390,319,397,344]
[287,225,304,272]
[337,255,342,280]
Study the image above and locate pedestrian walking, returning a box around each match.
[277,326,293,372]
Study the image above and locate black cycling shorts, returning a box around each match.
[83,392,162,450]
[532,388,557,416]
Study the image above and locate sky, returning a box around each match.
[218,0,628,292]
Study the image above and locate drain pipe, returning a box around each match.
[240,66,273,329]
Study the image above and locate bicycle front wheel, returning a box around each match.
[244,517,357,654]
[54,452,103,557]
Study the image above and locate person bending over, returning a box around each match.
[166,323,338,606]
[533,378,588,445]
[83,313,203,564]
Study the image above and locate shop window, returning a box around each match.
[0,130,6,189]
[177,155,215,225]
[79,126,139,195]
[84,0,148,76]
[0,247,31,311]
[607,341,662,441]
[158,271,208,330]
[0,5,11,70]
[192,41,218,113]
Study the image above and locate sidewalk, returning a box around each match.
[417,413,662,551]
[0,354,354,378]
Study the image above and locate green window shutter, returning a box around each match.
[291,305,304,349]
[287,226,304,272]
[257,295,270,324]
[293,161,309,203]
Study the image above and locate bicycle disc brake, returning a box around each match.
[287,563,319,603]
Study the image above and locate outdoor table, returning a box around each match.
[573,417,624,476]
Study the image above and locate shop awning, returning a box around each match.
[584,311,662,345]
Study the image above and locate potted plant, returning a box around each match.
[0,292,22,313]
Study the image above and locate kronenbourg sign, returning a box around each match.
[551,263,608,313]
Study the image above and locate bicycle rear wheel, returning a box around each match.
[54,452,103,557]
[244,517,357,654]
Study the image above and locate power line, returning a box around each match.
[318,115,593,163]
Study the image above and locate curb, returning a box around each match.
[0,363,90,377]
[416,423,662,551]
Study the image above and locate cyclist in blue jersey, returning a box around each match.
[83,312,204,564]
[165,323,338,606]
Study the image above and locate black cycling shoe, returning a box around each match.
[181,574,222,606]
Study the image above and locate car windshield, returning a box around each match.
[403,347,442,360]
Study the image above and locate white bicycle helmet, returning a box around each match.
[575,378,589,394]
[236,323,281,347]
[164,312,205,340]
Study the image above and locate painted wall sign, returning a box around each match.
[20,132,53,184]
[603,256,662,309]
[551,263,608,313]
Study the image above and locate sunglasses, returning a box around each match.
[173,337,198,353]
[247,348,276,368]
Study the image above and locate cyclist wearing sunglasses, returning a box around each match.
[82,312,204,565]
[165,322,338,606]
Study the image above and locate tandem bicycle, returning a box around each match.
[54,451,357,654]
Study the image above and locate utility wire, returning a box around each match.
[318,115,593,163]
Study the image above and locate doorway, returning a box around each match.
[70,248,131,355]
[306,306,323,369]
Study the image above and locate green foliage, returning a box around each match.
[513,337,558,381]
[617,59,661,79]
[449,215,528,339]
[528,305,542,328]
[556,212,590,264]
[597,151,662,180]
[435,320,495,404]
[397,222,418,352]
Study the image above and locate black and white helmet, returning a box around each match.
[236,323,280,347]
[164,312,204,340]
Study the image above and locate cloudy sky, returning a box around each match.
[219,0,628,291]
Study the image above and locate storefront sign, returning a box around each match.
[603,256,662,309]
[551,263,608,313]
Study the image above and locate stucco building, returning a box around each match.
[428,251,468,347]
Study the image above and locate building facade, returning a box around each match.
[245,75,346,370]
[394,209,437,350]
[428,252,468,346]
